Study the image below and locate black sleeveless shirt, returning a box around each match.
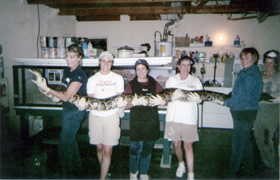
[129,75,160,141]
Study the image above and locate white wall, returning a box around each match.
[77,14,280,57]
[1,0,280,134]
[0,0,76,133]
[76,14,280,82]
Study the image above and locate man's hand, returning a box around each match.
[32,77,50,93]
[186,92,202,103]
[150,94,166,107]
[131,94,147,106]
[171,89,183,101]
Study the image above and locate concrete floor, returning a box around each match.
[1,121,279,179]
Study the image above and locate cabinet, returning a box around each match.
[202,87,233,129]
[0,78,8,107]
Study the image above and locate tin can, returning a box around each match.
[65,37,76,48]
[57,37,65,48]
[40,36,48,47]
[49,48,57,58]
[41,47,49,58]
[180,50,186,58]
[47,36,57,48]
[176,50,180,59]
[57,47,65,58]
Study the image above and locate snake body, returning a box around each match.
[28,69,275,111]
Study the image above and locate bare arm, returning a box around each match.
[50,82,82,102]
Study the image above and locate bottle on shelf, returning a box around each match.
[87,42,94,58]
[234,35,240,46]
[81,39,88,58]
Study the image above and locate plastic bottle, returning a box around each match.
[82,39,88,58]
[234,35,240,46]
[87,42,94,58]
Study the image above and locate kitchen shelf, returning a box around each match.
[176,45,244,48]
[14,57,173,67]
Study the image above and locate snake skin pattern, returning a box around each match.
[28,69,275,111]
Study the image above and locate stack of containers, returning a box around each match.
[40,36,68,59]
[48,37,57,58]
[40,36,49,58]
[57,37,65,58]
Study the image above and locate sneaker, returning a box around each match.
[106,173,111,179]
[130,170,138,180]
[176,163,186,178]
[140,174,150,180]
[187,173,194,180]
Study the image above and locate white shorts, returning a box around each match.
[164,122,199,142]
[88,112,121,146]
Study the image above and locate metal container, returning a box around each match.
[40,36,48,48]
[57,37,65,48]
[57,47,65,58]
[154,41,173,57]
[47,36,57,48]
[41,47,49,58]
[49,48,57,58]
[117,45,134,58]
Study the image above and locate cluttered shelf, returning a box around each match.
[174,46,243,63]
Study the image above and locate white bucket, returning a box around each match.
[154,41,173,57]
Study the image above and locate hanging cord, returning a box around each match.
[36,2,41,58]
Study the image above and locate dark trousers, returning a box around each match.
[58,109,85,178]
[254,103,279,168]
[130,140,155,175]
[228,110,257,178]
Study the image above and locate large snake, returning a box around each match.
[28,69,275,111]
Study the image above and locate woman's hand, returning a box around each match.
[132,94,147,106]
[186,92,202,103]
[150,94,166,107]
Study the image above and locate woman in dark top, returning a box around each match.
[33,44,88,178]
[125,59,163,180]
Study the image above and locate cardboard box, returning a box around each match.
[175,37,190,47]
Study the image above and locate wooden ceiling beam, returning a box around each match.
[76,15,120,21]
[58,4,264,16]
[58,6,187,16]
[197,4,262,13]
[192,1,208,13]
[76,14,158,21]
[27,0,218,4]
[130,14,159,20]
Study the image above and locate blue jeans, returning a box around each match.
[130,140,154,175]
[58,109,85,178]
[228,110,257,178]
